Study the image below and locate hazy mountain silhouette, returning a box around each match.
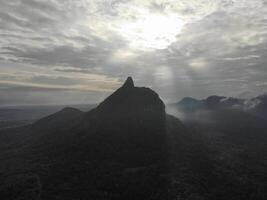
[0,77,187,200]
[1,78,267,200]
[172,94,267,140]
[175,97,206,111]
[169,94,267,200]
[174,94,267,117]
[174,95,243,111]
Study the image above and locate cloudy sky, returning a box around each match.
[0,0,267,106]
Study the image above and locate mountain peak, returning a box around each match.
[122,76,134,88]
[92,76,165,118]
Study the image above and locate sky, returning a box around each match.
[0,0,267,106]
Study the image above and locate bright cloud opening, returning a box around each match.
[118,14,185,50]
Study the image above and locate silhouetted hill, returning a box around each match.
[0,77,184,200]
[74,77,167,166]
[1,80,267,200]
[0,104,96,130]
[96,77,164,115]
[34,107,84,129]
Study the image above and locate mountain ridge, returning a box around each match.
[1,78,267,200]
[173,94,267,120]
[0,77,184,200]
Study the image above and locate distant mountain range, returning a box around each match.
[171,94,267,120]
[0,78,267,200]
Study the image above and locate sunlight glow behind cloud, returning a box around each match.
[117,14,185,50]
[0,0,267,105]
